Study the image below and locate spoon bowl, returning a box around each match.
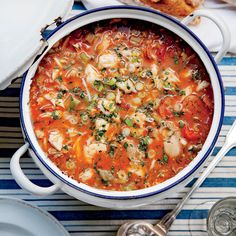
[117,221,167,236]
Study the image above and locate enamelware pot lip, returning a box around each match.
[19,6,225,200]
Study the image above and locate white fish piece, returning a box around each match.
[153,77,163,90]
[160,67,180,83]
[116,79,136,94]
[128,166,145,178]
[52,68,60,80]
[79,168,94,182]
[85,64,101,84]
[151,64,159,77]
[67,128,79,137]
[95,118,109,131]
[125,139,145,165]
[196,80,209,91]
[98,52,119,68]
[98,169,114,181]
[164,134,182,158]
[44,92,64,108]
[84,138,107,161]
[35,129,44,139]
[48,130,64,151]
[117,170,128,183]
[116,89,121,104]
[130,112,147,128]
[63,112,78,125]
[97,98,116,115]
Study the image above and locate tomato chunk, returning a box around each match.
[182,125,200,141]
[158,96,176,118]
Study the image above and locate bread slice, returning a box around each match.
[140,0,204,17]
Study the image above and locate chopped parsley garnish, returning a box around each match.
[68,96,80,111]
[94,80,104,92]
[71,87,81,93]
[192,69,201,81]
[80,91,86,99]
[117,134,125,142]
[174,55,179,64]
[179,90,186,96]
[124,118,133,127]
[124,142,129,149]
[111,166,115,174]
[109,145,116,157]
[52,111,60,120]
[158,153,169,165]
[138,137,149,152]
[146,70,153,78]
[163,153,168,163]
[57,76,62,82]
[173,111,184,117]
[63,145,69,150]
[57,89,67,99]
[101,68,106,73]
[95,130,106,140]
[105,77,117,86]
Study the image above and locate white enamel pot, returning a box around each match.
[10,6,230,209]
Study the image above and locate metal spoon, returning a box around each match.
[117,121,236,236]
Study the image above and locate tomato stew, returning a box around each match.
[30,19,214,191]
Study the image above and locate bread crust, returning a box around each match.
[140,0,203,17]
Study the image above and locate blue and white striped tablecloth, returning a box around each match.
[1,2,236,235]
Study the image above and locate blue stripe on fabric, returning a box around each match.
[2,178,236,189]
[219,57,236,66]
[0,118,20,127]
[72,2,86,10]
[49,209,208,220]
[225,87,236,95]
[0,179,53,189]
[187,178,236,188]
[0,88,20,97]
[212,146,236,156]
[223,116,236,125]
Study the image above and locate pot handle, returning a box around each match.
[181,9,230,63]
[10,143,60,196]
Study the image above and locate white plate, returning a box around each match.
[0,197,70,236]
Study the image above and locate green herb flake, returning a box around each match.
[138,137,149,152]
[124,118,133,127]
[63,145,69,151]
[80,91,85,99]
[101,68,106,73]
[94,80,104,92]
[51,111,60,120]
[124,142,129,149]
[57,76,62,82]
[109,145,116,157]
[174,55,179,65]
[163,153,168,163]
[111,166,115,174]
[146,70,153,78]
[179,120,185,128]
[173,111,184,117]
[179,90,186,96]
[117,134,125,142]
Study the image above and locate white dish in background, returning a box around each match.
[0,197,69,236]
[0,0,73,90]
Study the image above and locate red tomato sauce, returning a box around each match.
[30,19,214,191]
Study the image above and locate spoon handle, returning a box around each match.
[158,121,236,230]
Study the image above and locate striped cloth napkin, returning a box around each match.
[80,0,236,54]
